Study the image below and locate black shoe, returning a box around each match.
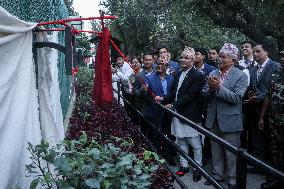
[228,184,236,189]
[193,170,201,182]
[176,167,189,177]
[261,180,283,189]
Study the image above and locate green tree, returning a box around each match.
[102,0,159,56]
[64,0,78,16]
[102,0,247,57]
[175,0,284,57]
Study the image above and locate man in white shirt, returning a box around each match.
[112,56,134,107]
[238,41,256,86]
[112,56,133,85]
[238,41,255,153]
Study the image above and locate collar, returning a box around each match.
[219,66,233,76]
[194,64,204,71]
[181,67,192,75]
[145,69,154,74]
[241,56,254,62]
[257,58,269,68]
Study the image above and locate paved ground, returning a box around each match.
[171,162,266,189]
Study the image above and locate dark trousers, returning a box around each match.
[141,111,176,157]
[202,111,212,161]
[161,112,176,160]
[140,116,162,152]
[241,103,253,153]
[250,103,270,162]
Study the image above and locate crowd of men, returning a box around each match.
[111,42,284,189]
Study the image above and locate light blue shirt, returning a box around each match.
[161,77,168,95]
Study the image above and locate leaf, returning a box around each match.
[82,165,94,175]
[79,132,88,145]
[54,156,71,172]
[30,180,38,189]
[56,180,75,189]
[88,148,101,159]
[143,150,152,160]
[85,178,100,188]
[152,152,160,161]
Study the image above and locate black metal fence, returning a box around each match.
[113,82,284,189]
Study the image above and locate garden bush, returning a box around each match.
[69,66,173,188]
[27,66,173,188]
[26,133,165,189]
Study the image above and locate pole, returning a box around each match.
[37,16,116,26]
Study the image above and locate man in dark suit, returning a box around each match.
[245,44,281,166]
[202,43,248,189]
[156,47,205,181]
[130,53,155,141]
[142,61,174,156]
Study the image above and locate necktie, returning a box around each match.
[257,65,263,81]
[245,60,251,66]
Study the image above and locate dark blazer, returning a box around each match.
[165,68,205,123]
[249,59,281,101]
[168,60,181,74]
[203,63,216,77]
[143,73,174,119]
[132,69,154,95]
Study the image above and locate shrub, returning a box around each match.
[26,133,164,189]
[66,67,172,188]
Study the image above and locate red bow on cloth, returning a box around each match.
[72,66,79,77]
[93,27,113,106]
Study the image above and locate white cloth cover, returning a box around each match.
[0,6,41,188]
[36,31,64,143]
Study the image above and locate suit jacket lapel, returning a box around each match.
[166,75,172,95]
[173,71,182,95]
[250,66,257,86]
[257,60,270,84]
[221,68,235,87]
[177,68,193,96]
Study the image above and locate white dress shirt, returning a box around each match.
[112,62,134,93]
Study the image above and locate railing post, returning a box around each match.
[65,26,73,75]
[236,148,247,189]
[117,81,121,103]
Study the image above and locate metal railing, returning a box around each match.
[113,82,284,189]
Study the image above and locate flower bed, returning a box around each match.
[66,67,173,188]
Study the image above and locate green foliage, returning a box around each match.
[103,0,284,58]
[102,0,159,56]
[102,0,247,58]
[76,35,91,52]
[74,66,94,120]
[63,0,79,16]
[184,0,284,57]
[26,133,162,189]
